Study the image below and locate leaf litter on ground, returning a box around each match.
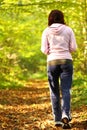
[0,80,87,130]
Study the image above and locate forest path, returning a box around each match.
[0,80,87,130]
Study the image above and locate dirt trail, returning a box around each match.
[0,80,87,130]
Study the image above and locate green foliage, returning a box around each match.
[72,74,87,108]
[0,0,87,88]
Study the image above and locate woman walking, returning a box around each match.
[41,10,77,129]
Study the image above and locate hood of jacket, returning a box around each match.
[48,23,66,35]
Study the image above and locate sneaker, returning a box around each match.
[55,121,63,127]
[69,117,72,122]
[68,115,72,122]
[62,117,71,129]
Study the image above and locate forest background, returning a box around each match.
[0,1,87,129]
[0,0,87,89]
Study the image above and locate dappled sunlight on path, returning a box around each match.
[0,80,87,129]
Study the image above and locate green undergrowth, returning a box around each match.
[72,74,87,109]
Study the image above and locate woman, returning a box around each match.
[41,10,77,129]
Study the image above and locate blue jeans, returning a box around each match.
[47,61,73,122]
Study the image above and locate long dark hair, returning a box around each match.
[48,10,65,26]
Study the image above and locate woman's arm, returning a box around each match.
[41,29,49,55]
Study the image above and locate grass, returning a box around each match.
[72,75,87,109]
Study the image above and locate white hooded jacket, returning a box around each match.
[41,23,77,62]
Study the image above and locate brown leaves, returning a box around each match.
[0,80,87,129]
